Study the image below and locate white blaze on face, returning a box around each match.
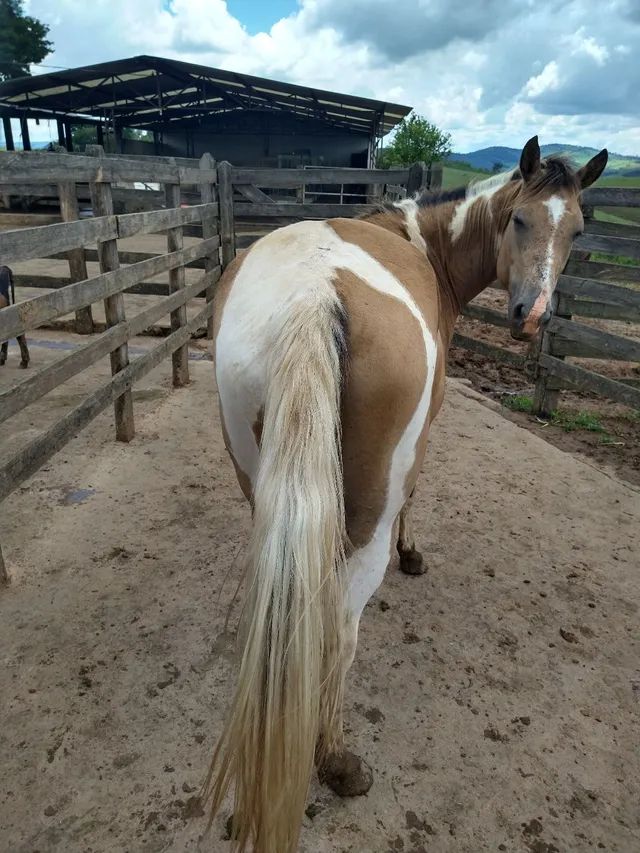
[540,195,567,293]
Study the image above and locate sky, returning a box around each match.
[10,0,640,154]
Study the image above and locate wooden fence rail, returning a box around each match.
[0,151,217,187]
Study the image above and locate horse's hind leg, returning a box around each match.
[317,520,402,798]
[17,335,29,368]
[397,489,426,575]
[0,341,7,366]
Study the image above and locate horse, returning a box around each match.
[0,265,30,368]
[204,136,608,852]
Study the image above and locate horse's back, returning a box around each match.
[213,217,443,525]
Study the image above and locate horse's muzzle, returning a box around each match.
[508,290,551,341]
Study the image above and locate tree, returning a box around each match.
[71,125,100,150]
[378,113,451,168]
[0,0,52,82]
[492,161,505,173]
[123,128,153,142]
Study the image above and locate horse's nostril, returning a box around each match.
[513,302,527,323]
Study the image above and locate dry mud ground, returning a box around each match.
[1,354,639,853]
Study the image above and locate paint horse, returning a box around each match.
[0,265,29,368]
[205,137,607,852]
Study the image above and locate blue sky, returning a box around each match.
[225,0,298,34]
[3,0,639,154]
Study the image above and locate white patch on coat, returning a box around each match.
[449,169,516,243]
[396,198,427,253]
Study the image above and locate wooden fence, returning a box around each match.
[1,152,638,580]
[0,151,436,578]
[1,151,434,290]
[0,151,221,551]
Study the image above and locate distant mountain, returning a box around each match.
[448,145,640,176]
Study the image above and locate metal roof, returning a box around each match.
[0,55,412,137]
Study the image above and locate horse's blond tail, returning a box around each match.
[204,292,348,853]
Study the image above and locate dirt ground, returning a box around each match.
[450,289,640,488]
[1,341,639,853]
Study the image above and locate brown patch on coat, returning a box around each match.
[333,267,426,549]
[329,219,446,538]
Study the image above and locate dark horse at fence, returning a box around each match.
[0,265,29,368]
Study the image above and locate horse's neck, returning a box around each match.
[420,184,518,342]
[363,185,516,343]
[418,205,496,341]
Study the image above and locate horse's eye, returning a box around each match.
[513,214,526,228]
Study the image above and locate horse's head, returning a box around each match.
[496,136,608,341]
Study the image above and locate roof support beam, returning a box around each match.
[2,116,14,151]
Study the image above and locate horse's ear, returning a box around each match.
[519,136,540,182]
[577,149,608,189]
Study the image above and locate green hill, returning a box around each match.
[448,144,640,176]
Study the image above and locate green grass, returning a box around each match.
[502,395,606,433]
[441,164,488,190]
[599,434,621,446]
[591,251,638,267]
[551,410,606,433]
[593,209,638,226]
[502,394,534,413]
[598,206,640,225]
[596,175,640,187]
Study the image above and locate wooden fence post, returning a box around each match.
[217,161,236,269]
[429,163,444,191]
[199,153,219,340]
[164,179,190,387]
[58,182,94,335]
[406,162,429,197]
[532,294,562,416]
[89,178,135,441]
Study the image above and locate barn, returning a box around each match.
[0,55,411,168]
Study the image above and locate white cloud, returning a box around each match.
[524,62,561,98]
[565,30,610,66]
[21,0,640,154]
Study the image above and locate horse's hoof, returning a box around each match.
[318,749,373,797]
[20,361,29,369]
[398,547,426,576]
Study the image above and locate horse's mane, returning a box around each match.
[416,185,468,208]
[416,155,580,208]
[361,155,581,224]
[518,155,581,196]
